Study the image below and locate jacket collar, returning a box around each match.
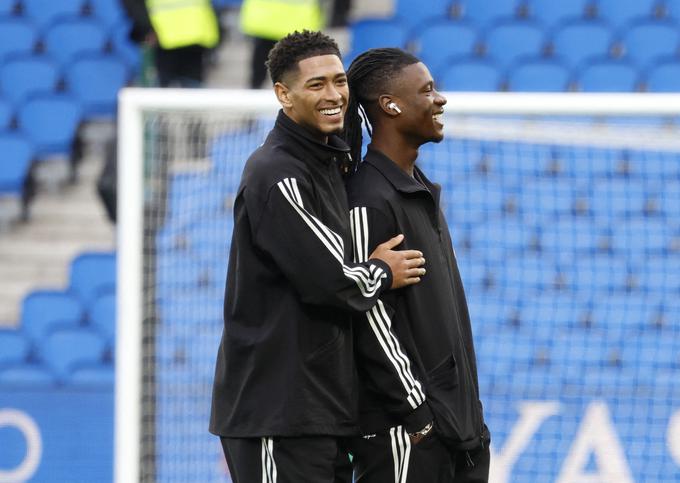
[275,110,350,165]
[364,145,441,205]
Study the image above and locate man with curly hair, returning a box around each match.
[209,31,427,482]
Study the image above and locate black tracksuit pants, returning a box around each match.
[350,426,490,483]
[220,436,352,483]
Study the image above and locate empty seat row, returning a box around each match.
[351,18,680,91]
[0,53,130,115]
[0,0,125,30]
[392,0,680,30]
[0,328,114,386]
[435,57,679,92]
[0,16,139,72]
[0,251,116,386]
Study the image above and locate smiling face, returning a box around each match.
[275,54,349,141]
[388,62,447,145]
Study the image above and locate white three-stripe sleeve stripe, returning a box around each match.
[261,437,277,483]
[366,301,425,409]
[351,206,425,409]
[276,179,386,297]
[278,182,384,297]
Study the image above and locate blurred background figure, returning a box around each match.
[239,0,325,88]
[121,0,220,87]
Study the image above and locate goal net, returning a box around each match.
[117,90,680,483]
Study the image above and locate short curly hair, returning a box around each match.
[266,30,342,84]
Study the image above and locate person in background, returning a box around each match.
[239,0,324,88]
[120,0,220,87]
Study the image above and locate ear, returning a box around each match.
[274,82,293,109]
[378,94,400,117]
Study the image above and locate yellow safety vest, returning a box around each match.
[240,0,324,41]
[146,0,219,49]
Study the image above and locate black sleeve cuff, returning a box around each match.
[403,402,434,434]
[369,258,392,294]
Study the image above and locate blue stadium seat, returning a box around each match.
[0,18,37,61]
[667,0,680,19]
[0,364,57,386]
[440,59,501,90]
[88,0,126,28]
[578,59,639,91]
[444,178,509,224]
[69,252,116,307]
[41,327,107,380]
[157,255,224,293]
[21,290,84,342]
[44,17,108,65]
[551,22,613,68]
[0,99,10,130]
[636,257,680,295]
[349,19,408,62]
[111,21,141,71]
[507,60,570,91]
[0,134,33,196]
[0,55,60,106]
[18,94,81,156]
[565,255,629,294]
[499,254,560,293]
[413,21,478,75]
[622,22,680,69]
[462,0,524,26]
[621,332,679,375]
[596,0,658,28]
[591,293,661,336]
[479,331,548,376]
[458,258,494,293]
[395,0,452,29]
[645,61,680,92]
[611,218,672,256]
[660,180,680,218]
[550,331,620,367]
[540,218,610,256]
[528,0,593,27]
[89,292,116,342]
[69,362,114,386]
[470,219,538,257]
[623,150,680,178]
[495,142,562,177]
[520,293,591,334]
[518,177,577,216]
[21,0,86,30]
[589,178,649,219]
[579,366,634,397]
[484,22,546,70]
[0,331,30,366]
[66,54,129,117]
[0,0,19,15]
[23,0,86,30]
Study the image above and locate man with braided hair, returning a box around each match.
[210,33,427,482]
[343,48,491,482]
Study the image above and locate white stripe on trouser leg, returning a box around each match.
[261,437,277,483]
[390,426,412,483]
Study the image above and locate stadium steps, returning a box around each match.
[0,156,114,326]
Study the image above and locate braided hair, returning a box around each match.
[342,48,420,173]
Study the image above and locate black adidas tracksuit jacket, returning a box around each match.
[210,111,393,438]
[346,147,488,450]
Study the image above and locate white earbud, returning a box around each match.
[388,102,402,114]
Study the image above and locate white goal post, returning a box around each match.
[116,89,680,483]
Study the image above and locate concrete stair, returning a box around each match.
[0,155,115,326]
